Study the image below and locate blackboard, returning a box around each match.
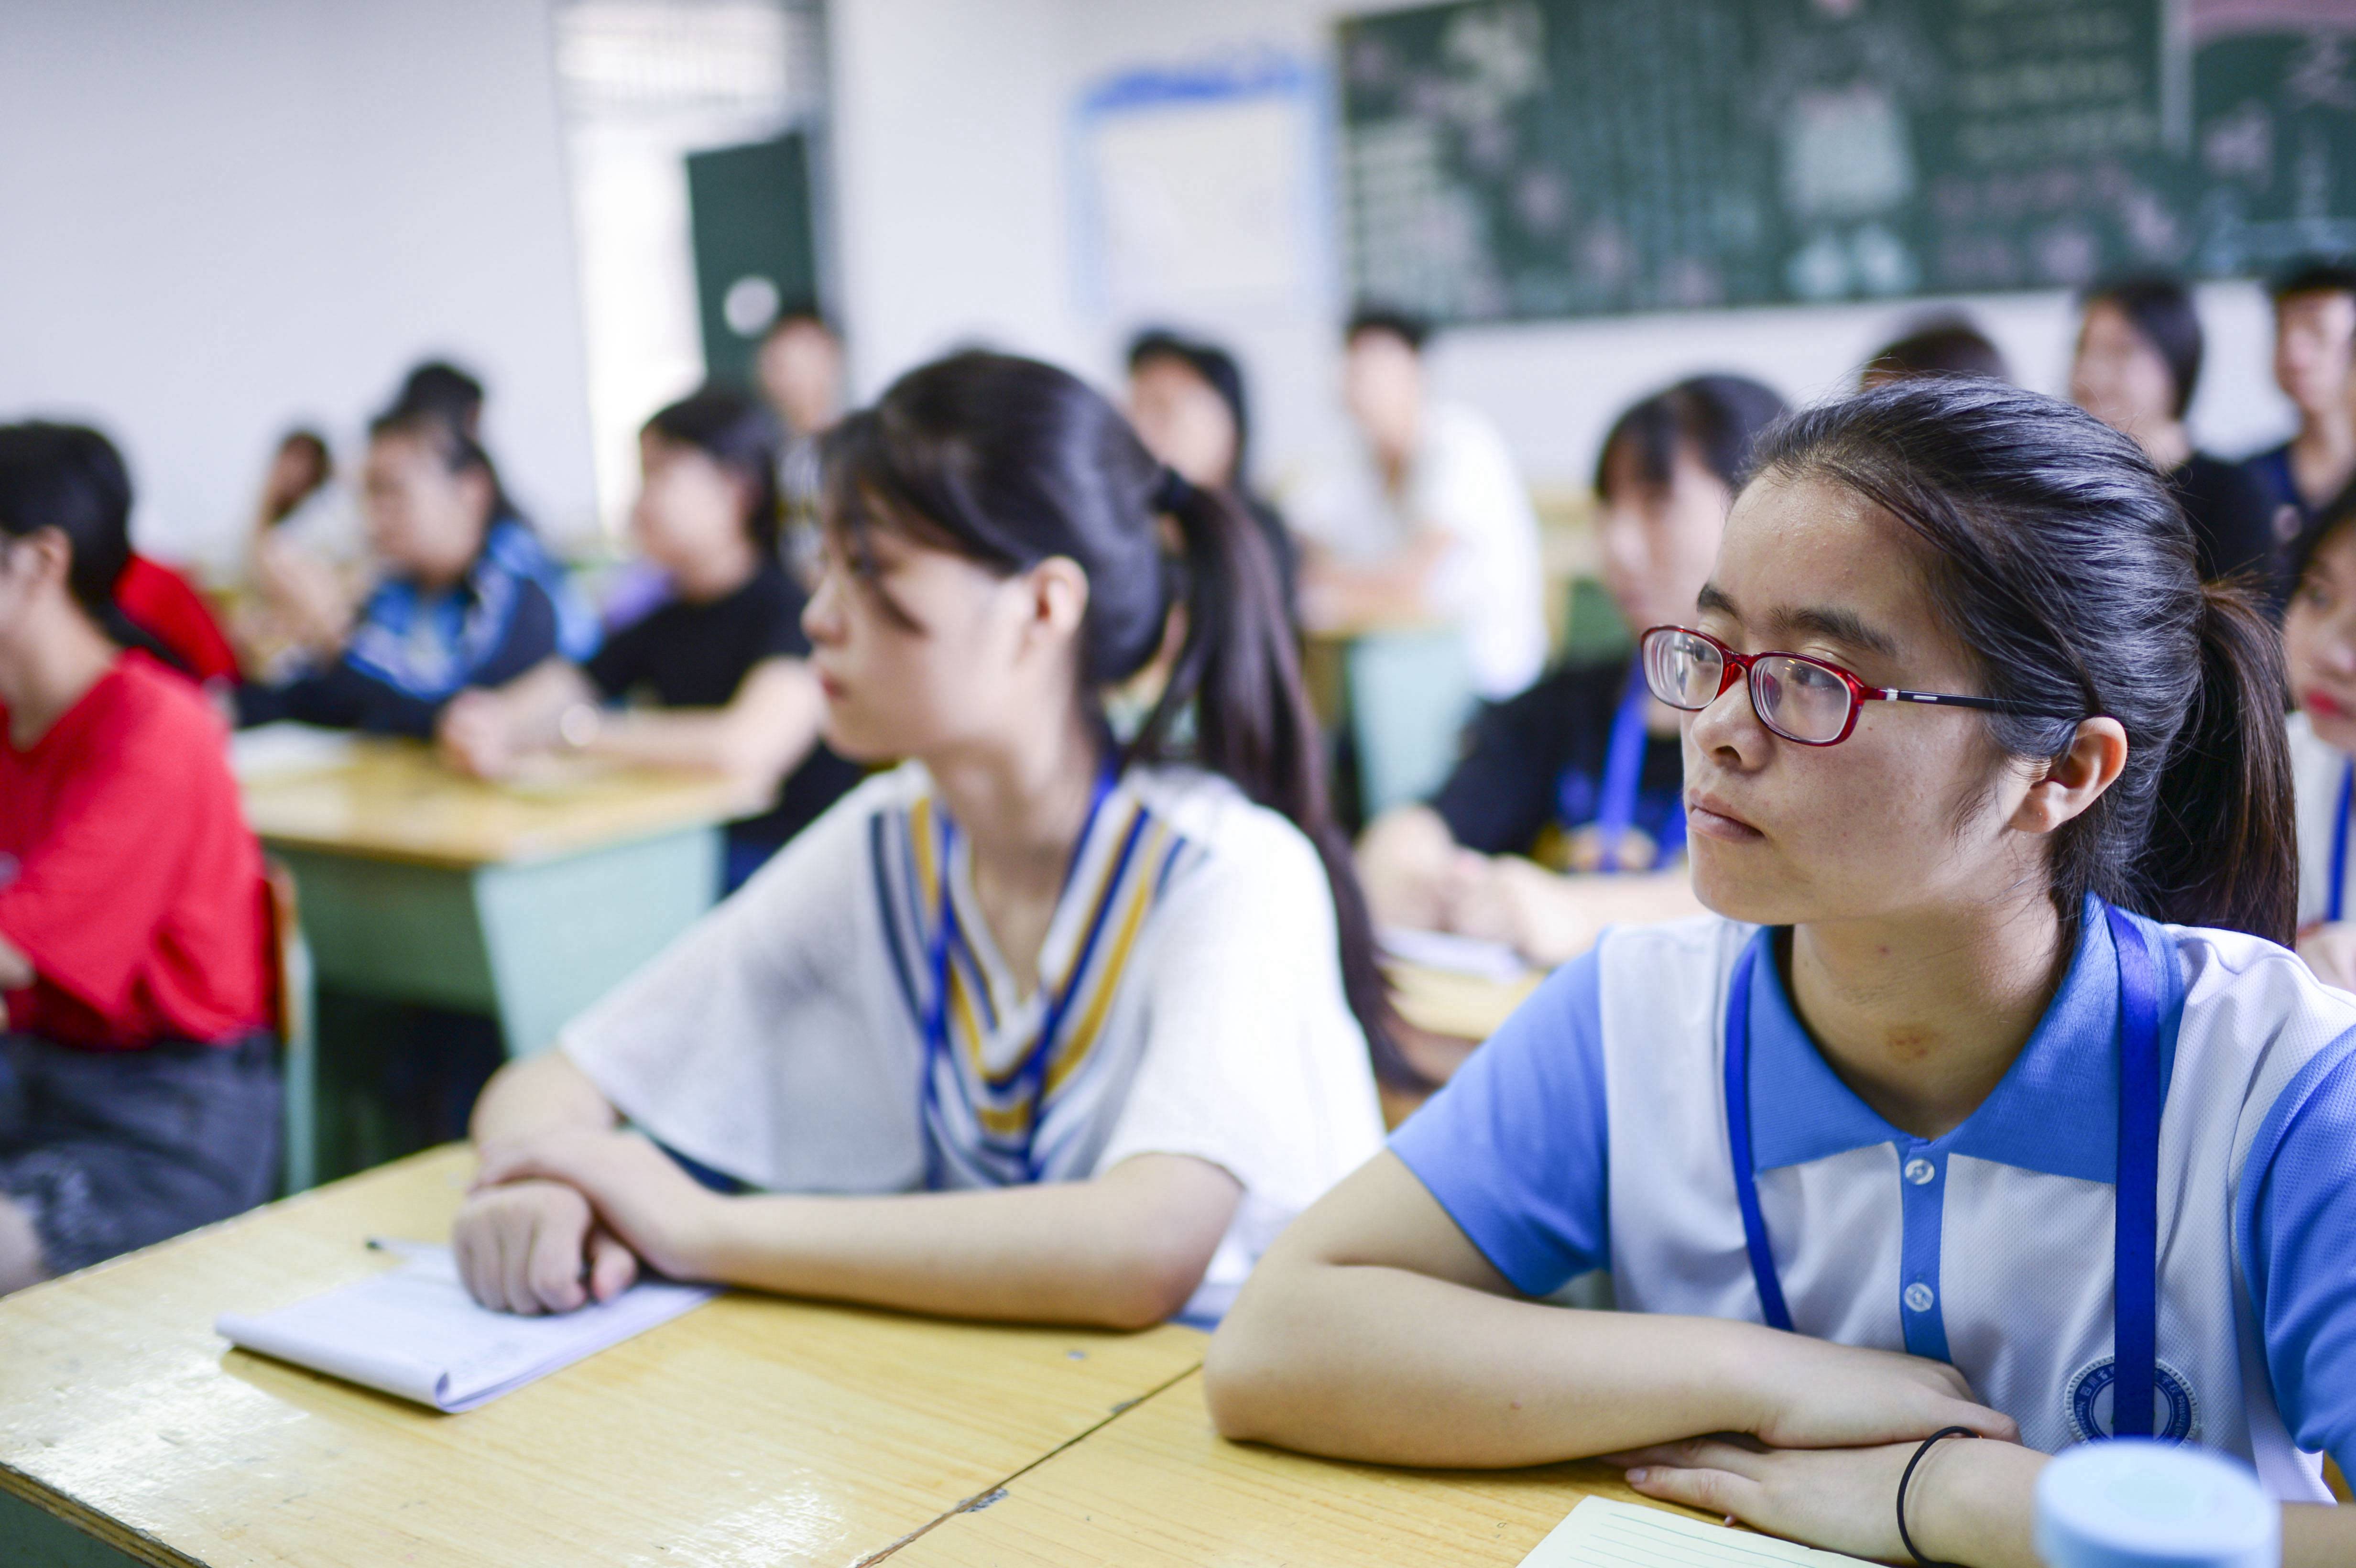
[1337,0,2356,322]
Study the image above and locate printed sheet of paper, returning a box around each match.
[217,1239,715,1412]
[1520,1498,1877,1568]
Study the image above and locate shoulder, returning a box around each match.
[2166,923,2356,1091]
[84,655,235,787]
[1125,766,1331,910]
[1595,911,1753,979]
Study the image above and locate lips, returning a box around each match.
[1685,792,1766,843]
[2306,688,2351,720]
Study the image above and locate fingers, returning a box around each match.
[586,1228,640,1303]
[525,1193,594,1313]
[1934,1398,2019,1444]
[1623,1462,1759,1521]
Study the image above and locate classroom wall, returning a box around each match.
[0,0,597,571]
[828,0,2298,494]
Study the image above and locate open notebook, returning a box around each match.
[1521,1498,1876,1568]
[216,1240,716,1412]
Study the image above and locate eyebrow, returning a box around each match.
[1694,583,1901,660]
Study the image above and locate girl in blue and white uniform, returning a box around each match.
[2281,485,2356,992]
[1208,380,2356,1567]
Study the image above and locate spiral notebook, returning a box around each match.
[216,1239,716,1412]
[1520,1498,1876,1568]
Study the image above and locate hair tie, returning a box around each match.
[1150,466,1195,515]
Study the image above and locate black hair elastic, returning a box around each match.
[1897,1426,1978,1568]
[1149,466,1196,515]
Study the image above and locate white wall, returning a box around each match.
[828,0,2297,492]
[0,0,597,571]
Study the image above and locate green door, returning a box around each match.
[686,131,820,389]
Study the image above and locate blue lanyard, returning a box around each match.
[1592,667,1685,873]
[1723,902,2164,1437]
[2331,760,2353,925]
[919,769,1119,1187]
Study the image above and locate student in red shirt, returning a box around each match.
[114,550,240,685]
[0,423,279,1295]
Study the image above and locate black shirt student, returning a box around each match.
[585,557,862,873]
[438,386,852,893]
[1354,375,1788,969]
[1429,656,1683,872]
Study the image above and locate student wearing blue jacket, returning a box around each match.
[1210,380,2356,1567]
[238,405,593,734]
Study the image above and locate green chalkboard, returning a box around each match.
[1337,0,2356,322]
[686,131,820,387]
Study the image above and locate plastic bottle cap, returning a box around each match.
[2034,1441,2278,1568]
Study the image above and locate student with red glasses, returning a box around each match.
[1207,379,2356,1566]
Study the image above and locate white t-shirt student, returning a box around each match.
[1295,402,1548,699]
[1390,898,2356,1501]
[560,760,1388,1322]
[2290,709,2354,929]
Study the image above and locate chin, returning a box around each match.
[1688,844,1811,930]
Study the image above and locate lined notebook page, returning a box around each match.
[216,1239,715,1412]
[1521,1498,1876,1568]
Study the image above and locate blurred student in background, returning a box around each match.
[1293,306,1546,701]
[1124,328,1296,620]
[0,423,278,1296]
[237,404,594,734]
[756,304,846,580]
[2280,487,2356,991]
[392,359,486,440]
[1357,376,1787,967]
[2248,261,2356,540]
[1857,314,2010,387]
[2071,274,2280,604]
[449,353,1394,1328]
[439,387,861,892]
[230,427,365,680]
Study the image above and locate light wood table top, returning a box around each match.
[0,1146,1207,1568]
[1388,960,1541,1044]
[890,1371,1704,1567]
[239,736,759,868]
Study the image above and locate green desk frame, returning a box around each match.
[267,826,720,1188]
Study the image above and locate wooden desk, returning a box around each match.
[241,737,752,1063]
[889,1371,1702,1567]
[0,1146,1208,1568]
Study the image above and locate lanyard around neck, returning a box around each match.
[2331,760,2352,925]
[919,768,1121,1187]
[1592,666,1685,874]
[1722,903,2165,1438]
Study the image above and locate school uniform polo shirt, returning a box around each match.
[1391,899,2356,1499]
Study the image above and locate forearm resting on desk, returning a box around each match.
[1206,1153,2010,1466]
[469,1051,620,1146]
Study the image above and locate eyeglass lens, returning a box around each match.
[1643,629,1856,744]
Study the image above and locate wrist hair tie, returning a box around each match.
[1897,1426,1978,1568]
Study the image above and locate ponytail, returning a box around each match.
[2142,581,2296,944]
[1135,472,1414,1087]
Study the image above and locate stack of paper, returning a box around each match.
[229,721,358,783]
[216,1239,715,1412]
[1521,1498,1877,1568]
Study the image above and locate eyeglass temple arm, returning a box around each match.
[1877,689,2079,720]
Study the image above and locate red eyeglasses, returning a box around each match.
[1640,625,2080,746]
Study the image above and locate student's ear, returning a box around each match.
[1023,555,1091,646]
[1,527,74,595]
[2009,717,2128,836]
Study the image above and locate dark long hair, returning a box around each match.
[645,385,785,552]
[1749,379,2295,945]
[1596,374,1790,499]
[823,351,1408,1082]
[0,421,183,665]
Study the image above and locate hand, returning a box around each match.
[252,534,354,653]
[1434,852,1605,967]
[2297,921,2356,993]
[437,691,518,780]
[452,1177,640,1315]
[475,1128,725,1282]
[1610,1431,2044,1568]
[1741,1333,2017,1450]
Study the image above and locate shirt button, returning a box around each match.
[1904,1282,1937,1313]
[1903,1157,1937,1186]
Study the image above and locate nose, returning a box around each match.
[1688,660,1771,765]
